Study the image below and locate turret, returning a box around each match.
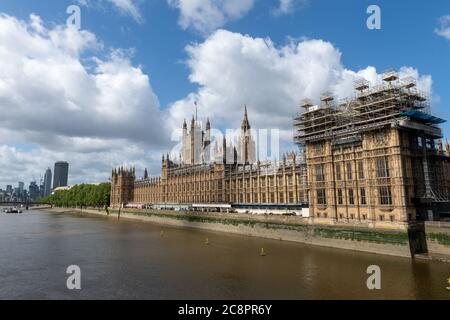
[241,105,251,132]
[446,139,450,157]
[205,117,211,143]
[144,168,148,179]
[438,139,443,155]
[239,105,255,164]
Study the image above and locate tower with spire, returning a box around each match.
[181,104,214,165]
[238,105,256,164]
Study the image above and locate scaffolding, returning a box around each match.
[294,70,437,146]
[294,70,448,203]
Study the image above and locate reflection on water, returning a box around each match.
[0,208,449,299]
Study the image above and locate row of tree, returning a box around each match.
[39,183,111,208]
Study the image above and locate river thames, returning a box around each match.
[0,208,449,299]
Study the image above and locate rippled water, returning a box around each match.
[0,208,449,299]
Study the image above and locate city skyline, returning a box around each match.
[0,161,68,201]
[0,1,449,188]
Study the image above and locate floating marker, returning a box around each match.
[205,238,209,245]
[260,248,266,256]
[160,230,164,237]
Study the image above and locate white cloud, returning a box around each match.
[273,0,309,16]
[167,30,433,156]
[77,0,143,23]
[167,0,255,35]
[107,0,143,23]
[435,14,450,40]
[0,13,168,187]
[0,13,434,188]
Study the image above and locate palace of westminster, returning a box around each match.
[111,71,450,225]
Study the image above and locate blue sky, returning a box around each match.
[3,1,449,111]
[0,0,449,187]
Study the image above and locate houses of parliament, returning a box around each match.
[111,71,450,226]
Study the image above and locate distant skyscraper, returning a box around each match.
[53,161,69,189]
[43,168,52,196]
[29,181,40,200]
[18,182,24,192]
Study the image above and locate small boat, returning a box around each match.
[5,207,22,214]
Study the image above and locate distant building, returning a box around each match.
[39,183,44,198]
[17,182,25,201]
[6,185,12,194]
[43,168,52,197]
[29,181,40,200]
[53,161,69,189]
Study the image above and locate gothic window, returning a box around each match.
[336,164,342,181]
[374,130,386,144]
[358,161,365,179]
[348,188,354,205]
[315,164,325,181]
[314,143,323,154]
[287,175,293,185]
[379,186,392,205]
[337,189,343,205]
[346,163,352,180]
[376,158,390,178]
[360,188,366,205]
[317,189,327,205]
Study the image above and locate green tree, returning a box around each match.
[39,183,111,208]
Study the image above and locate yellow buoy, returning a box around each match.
[260,248,266,256]
[205,238,209,245]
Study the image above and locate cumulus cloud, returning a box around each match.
[0,13,434,188]
[167,0,255,35]
[435,14,450,40]
[167,30,433,154]
[0,13,167,186]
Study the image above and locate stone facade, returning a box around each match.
[296,72,450,224]
[111,72,450,227]
[306,127,450,224]
[111,109,307,208]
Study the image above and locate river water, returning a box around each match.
[0,208,449,299]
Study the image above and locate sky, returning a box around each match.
[0,0,449,188]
